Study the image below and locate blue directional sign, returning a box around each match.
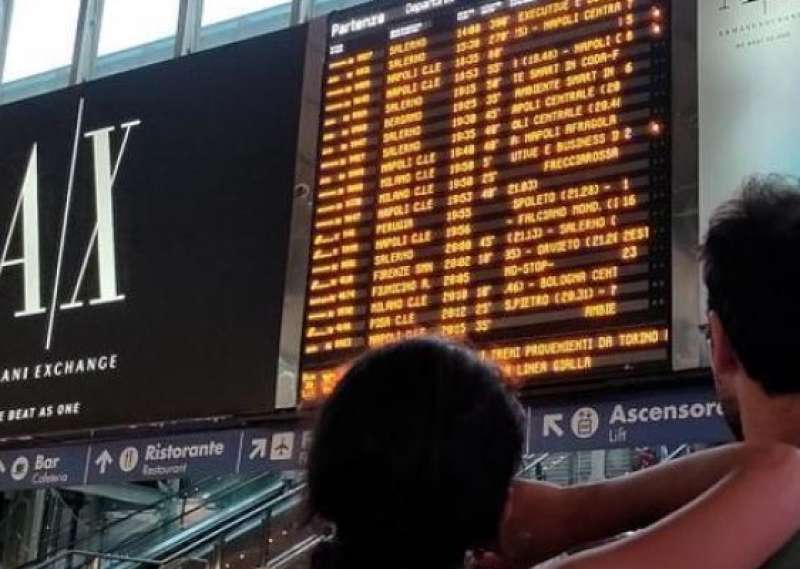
[239,428,313,475]
[0,424,316,491]
[86,430,242,484]
[0,445,88,489]
[3,386,733,490]
[528,386,735,452]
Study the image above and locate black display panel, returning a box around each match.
[300,0,671,401]
[0,28,307,436]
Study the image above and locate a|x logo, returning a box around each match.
[0,98,142,350]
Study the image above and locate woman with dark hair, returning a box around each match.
[308,337,523,569]
[308,337,800,569]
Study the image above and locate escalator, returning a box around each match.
[23,472,320,569]
[26,474,256,564]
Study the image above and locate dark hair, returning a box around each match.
[307,337,524,569]
[701,174,800,395]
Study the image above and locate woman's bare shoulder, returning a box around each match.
[533,553,574,569]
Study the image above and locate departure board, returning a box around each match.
[299,0,672,401]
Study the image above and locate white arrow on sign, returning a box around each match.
[249,438,268,460]
[95,450,114,475]
[543,414,565,438]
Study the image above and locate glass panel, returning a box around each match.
[312,0,371,17]
[198,1,292,51]
[110,474,284,562]
[94,0,180,79]
[97,0,180,56]
[221,518,268,569]
[2,0,80,82]
[267,499,316,560]
[202,0,289,26]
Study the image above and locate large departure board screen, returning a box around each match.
[300,0,671,401]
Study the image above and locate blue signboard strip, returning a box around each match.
[0,444,87,489]
[0,426,312,491]
[0,386,734,490]
[85,430,243,485]
[527,386,734,452]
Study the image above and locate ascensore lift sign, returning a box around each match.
[0,28,307,436]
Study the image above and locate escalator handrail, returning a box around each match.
[26,548,166,569]
[665,444,689,461]
[19,475,220,567]
[112,478,292,567]
[24,472,282,569]
[516,453,550,478]
[29,480,304,569]
[266,533,323,569]
[99,472,282,561]
[156,483,309,567]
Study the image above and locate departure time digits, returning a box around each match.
[301,0,671,401]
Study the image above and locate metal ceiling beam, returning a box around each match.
[70,0,104,84]
[291,0,313,25]
[67,483,169,506]
[0,0,14,84]
[175,0,203,57]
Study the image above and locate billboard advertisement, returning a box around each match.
[0,28,307,436]
[699,0,800,235]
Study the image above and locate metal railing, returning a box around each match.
[26,478,217,565]
[17,473,276,569]
[516,453,550,479]
[29,480,308,569]
[266,534,323,569]
[155,483,307,568]
[665,444,690,462]
[26,549,207,569]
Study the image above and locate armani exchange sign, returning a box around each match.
[0,27,307,437]
[0,95,135,433]
[1,98,137,350]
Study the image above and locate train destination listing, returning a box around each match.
[299,0,672,401]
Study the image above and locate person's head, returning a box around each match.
[701,174,800,439]
[307,336,523,569]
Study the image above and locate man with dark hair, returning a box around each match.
[702,173,800,567]
[487,176,800,569]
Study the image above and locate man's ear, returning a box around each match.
[709,311,741,379]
